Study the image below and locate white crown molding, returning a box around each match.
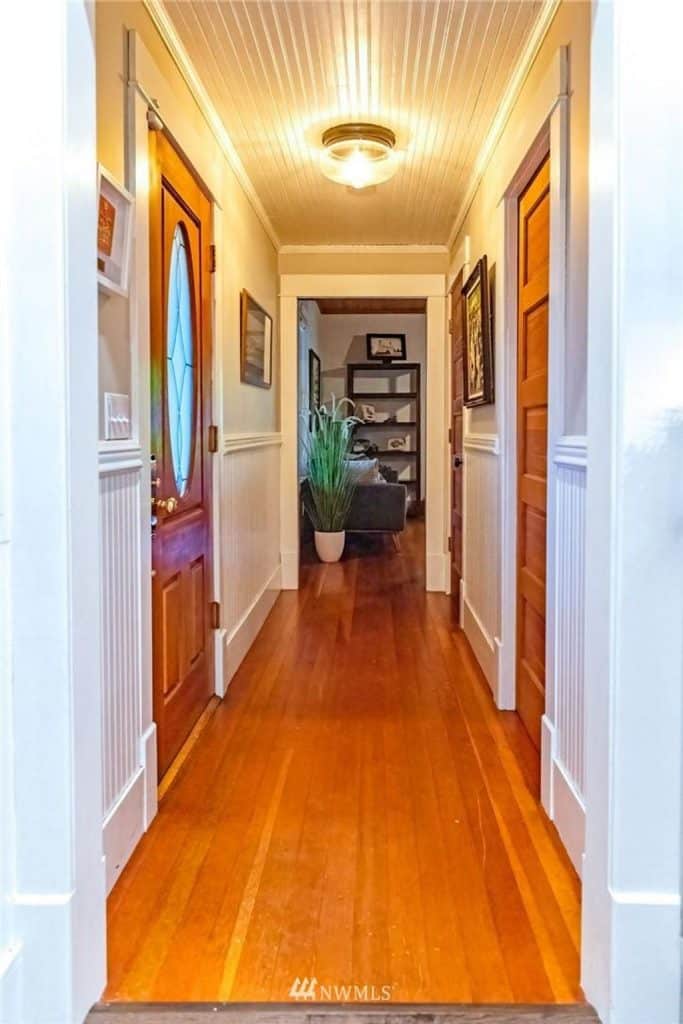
[279,244,449,256]
[142,0,281,250]
[446,0,561,252]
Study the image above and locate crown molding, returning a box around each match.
[279,244,449,255]
[446,0,561,252]
[142,0,281,250]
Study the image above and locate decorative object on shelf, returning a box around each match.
[387,436,409,451]
[240,289,273,389]
[351,438,377,457]
[308,349,321,415]
[462,255,494,407]
[97,165,133,297]
[367,333,407,362]
[320,122,399,190]
[360,402,376,422]
[301,396,361,564]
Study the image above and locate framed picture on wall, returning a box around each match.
[309,349,321,414]
[240,289,273,388]
[366,333,407,362]
[97,165,133,297]
[462,256,494,407]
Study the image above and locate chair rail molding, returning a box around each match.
[223,431,283,453]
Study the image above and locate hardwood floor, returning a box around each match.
[105,523,582,1005]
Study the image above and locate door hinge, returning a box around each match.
[208,424,219,453]
[447,536,452,553]
[210,601,221,630]
[209,244,217,273]
[448,318,453,332]
[448,427,453,445]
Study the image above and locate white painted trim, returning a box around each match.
[280,274,446,299]
[498,49,569,721]
[541,716,585,876]
[102,768,145,894]
[280,275,448,593]
[221,565,282,694]
[463,597,498,695]
[141,0,280,248]
[447,0,561,249]
[223,431,283,453]
[463,432,500,455]
[554,434,588,468]
[279,244,449,255]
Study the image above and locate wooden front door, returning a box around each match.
[449,271,464,615]
[150,132,214,779]
[516,154,550,751]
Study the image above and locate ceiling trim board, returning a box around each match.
[280,244,449,255]
[142,0,281,249]
[446,0,561,252]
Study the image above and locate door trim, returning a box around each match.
[279,276,448,593]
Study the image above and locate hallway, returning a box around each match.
[106,524,581,1005]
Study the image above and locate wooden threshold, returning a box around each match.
[89,1003,598,1023]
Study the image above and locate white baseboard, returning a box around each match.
[280,550,299,590]
[142,722,157,828]
[541,715,585,876]
[103,723,157,895]
[609,888,681,1024]
[222,564,281,691]
[426,552,449,592]
[102,768,145,894]
[0,941,22,1023]
[463,595,498,695]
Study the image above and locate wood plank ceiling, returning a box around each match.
[161,1,545,246]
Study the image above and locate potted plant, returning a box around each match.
[302,396,360,563]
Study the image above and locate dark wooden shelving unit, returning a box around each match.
[347,361,422,512]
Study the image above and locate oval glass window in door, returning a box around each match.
[166,223,195,497]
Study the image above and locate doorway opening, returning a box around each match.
[297,298,427,577]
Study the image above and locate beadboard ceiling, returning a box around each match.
[159,0,548,246]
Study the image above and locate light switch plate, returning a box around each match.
[104,392,131,440]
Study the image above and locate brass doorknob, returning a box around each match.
[154,495,178,514]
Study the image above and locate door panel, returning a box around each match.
[449,271,464,614]
[150,131,214,779]
[516,155,550,753]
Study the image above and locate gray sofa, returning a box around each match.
[301,475,407,536]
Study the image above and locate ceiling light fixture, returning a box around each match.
[320,123,398,190]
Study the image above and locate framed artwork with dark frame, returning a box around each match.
[366,333,407,362]
[240,289,273,389]
[309,349,321,415]
[462,256,494,407]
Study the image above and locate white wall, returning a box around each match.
[317,313,427,499]
[0,3,106,1021]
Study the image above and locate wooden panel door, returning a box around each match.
[150,132,214,779]
[449,271,464,614]
[516,155,550,751]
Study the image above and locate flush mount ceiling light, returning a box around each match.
[320,122,398,190]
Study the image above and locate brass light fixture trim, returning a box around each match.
[321,122,396,150]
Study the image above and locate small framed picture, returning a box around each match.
[309,349,321,413]
[240,290,273,389]
[360,403,376,422]
[462,256,494,407]
[366,333,407,362]
[97,166,133,297]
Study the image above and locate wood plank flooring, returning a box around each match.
[105,523,582,1005]
[90,1004,597,1023]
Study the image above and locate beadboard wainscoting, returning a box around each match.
[220,433,282,692]
[462,433,500,694]
[542,435,587,874]
[99,449,157,894]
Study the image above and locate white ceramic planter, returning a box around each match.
[314,530,345,563]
